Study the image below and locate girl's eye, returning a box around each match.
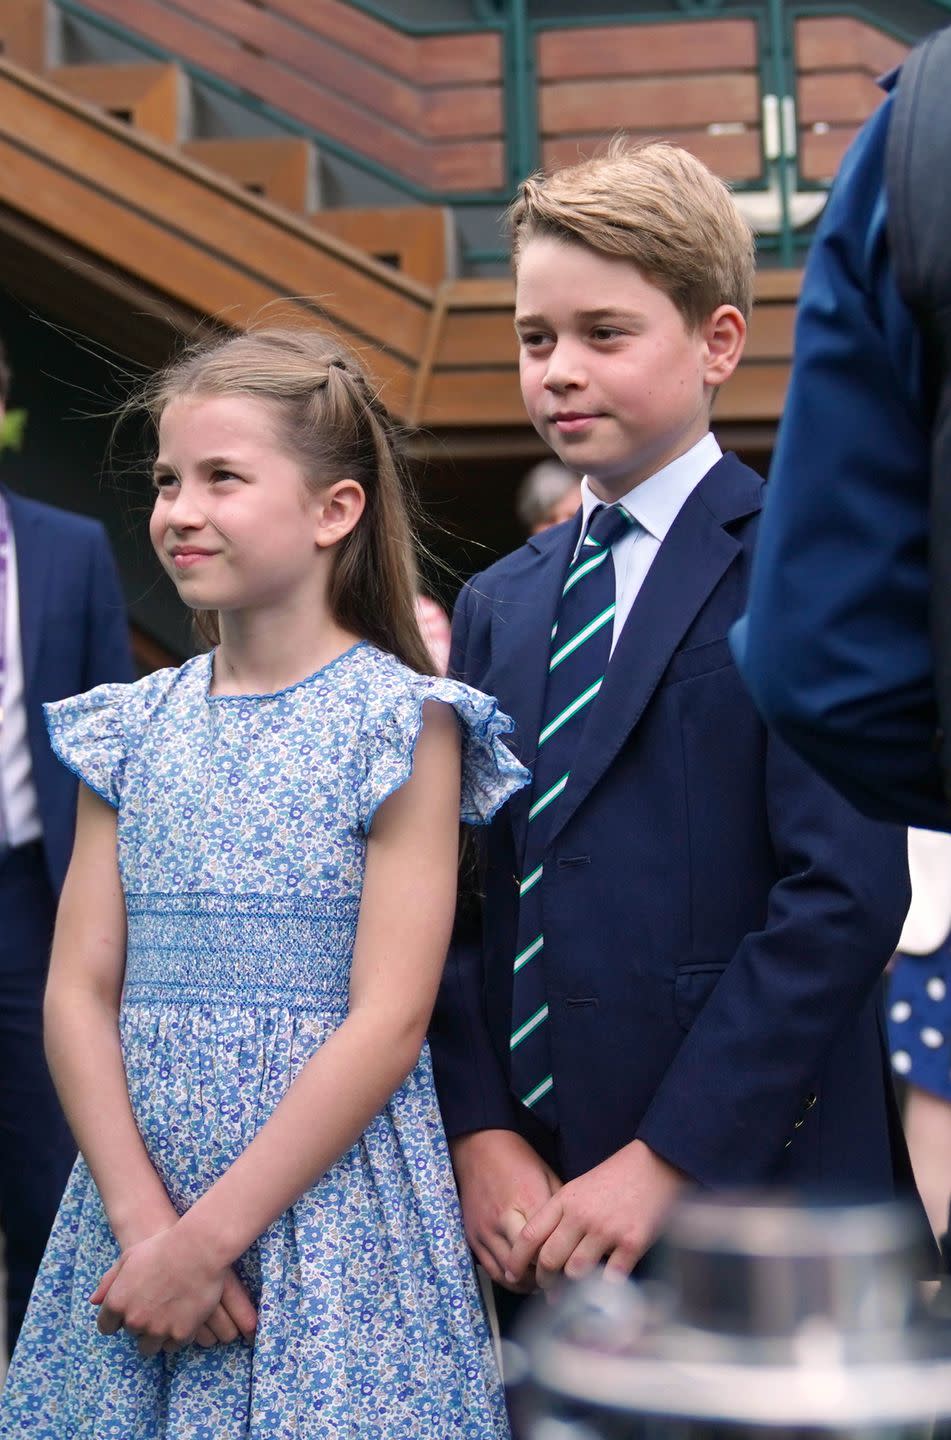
[210,469,239,484]
[152,474,177,492]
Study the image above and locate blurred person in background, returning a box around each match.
[515,458,581,536]
[0,334,133,1353]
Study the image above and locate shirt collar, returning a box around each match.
[577,432,722,547]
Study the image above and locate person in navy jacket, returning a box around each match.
[429,140,916,1306]
[0,337,134,1351]
[730,65,948,831]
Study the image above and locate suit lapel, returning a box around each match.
[5,489,49,691]
[547,456,761,843]
[489,517,580,856]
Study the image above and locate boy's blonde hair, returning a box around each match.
[509,138,755,329]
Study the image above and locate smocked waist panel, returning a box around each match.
[122,893,358,1010]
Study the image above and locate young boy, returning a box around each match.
[429,140,916,1297]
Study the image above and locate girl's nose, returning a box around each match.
[165,484,206,531]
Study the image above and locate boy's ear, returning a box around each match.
[313,478,366,549]
[701,305,747,387]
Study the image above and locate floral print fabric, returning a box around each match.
[0,642,525,1439]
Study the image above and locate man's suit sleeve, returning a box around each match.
[635,730,909,1187]
[730,95,948,830]
[83,523,135,687]
[429,578,522,1139]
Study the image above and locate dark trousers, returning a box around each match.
[0,842,75,1354]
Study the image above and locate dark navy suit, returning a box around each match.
[1,487,133,1350]
[431,454,915,1200]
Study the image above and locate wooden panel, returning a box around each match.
[538,19,757,79]
[421,86,503,142]
[421,368,526,427]
[312,207,456,288]
[442,279,514,309]
[183,138,313,212]
[796,16,907,76]
[430,140,505,191]
[743,303,796,362]
[51,62,181,144]
[800,127,860,183]
[540,73,759,135]
[0,0,45,70]
[439,309,515,368]
[716,363,789,423]
[754,270,802,302]
[798,71,886,127]
[542,129,763,184]
[417,31,503,88]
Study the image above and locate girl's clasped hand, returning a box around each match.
[91,1224,256,1356]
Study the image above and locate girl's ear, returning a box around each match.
[313,479,366,549]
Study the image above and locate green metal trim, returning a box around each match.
[465,247,510,265]
[316,0,501,37]
[504,0,538,190]
[524,5,763,29]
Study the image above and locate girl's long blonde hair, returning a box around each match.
[145,326,436,676]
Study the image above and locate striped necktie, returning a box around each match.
[510,502,636,1126]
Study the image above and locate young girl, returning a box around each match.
[0,328,526,1437]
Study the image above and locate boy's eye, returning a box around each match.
[591,326,622,341]
[520,333,551,349]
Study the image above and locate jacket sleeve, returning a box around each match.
[636,727,910,1186]
[428,578,523,1139]
[730,94,949,830]
[83,523,135,688]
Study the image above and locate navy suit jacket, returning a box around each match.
[431,454,914,1197]
[7,487,135,893]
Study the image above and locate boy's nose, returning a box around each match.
[543,345,586,393]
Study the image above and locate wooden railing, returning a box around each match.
[62,0,506,192]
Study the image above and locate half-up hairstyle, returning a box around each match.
[144,326,436,676]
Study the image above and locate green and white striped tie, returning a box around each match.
[510,503,636,1125]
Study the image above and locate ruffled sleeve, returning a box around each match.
[43,671,174,809]
[358,676,530,833]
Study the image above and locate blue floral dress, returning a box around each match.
[0,641,527,1440]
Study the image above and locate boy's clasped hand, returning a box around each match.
[451,1128,685,1293]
